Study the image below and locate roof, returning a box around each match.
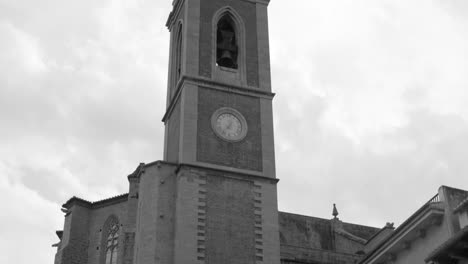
[279,211,380,240]
[63,193,129,209]
[62,161,176,209]
[279,211,380,251]
[425,226,468,262]
[359,194,444,264]
[364,223,395,245]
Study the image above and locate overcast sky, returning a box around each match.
[1,0,468,263]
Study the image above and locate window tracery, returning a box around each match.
[102,216,119,264]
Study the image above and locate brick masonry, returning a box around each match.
[198,0,259,87]
[166,97,181,163]
[54,162,382,264]
[205,173,256,264]
[197,86,262,171]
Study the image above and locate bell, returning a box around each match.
[217,50,235,68]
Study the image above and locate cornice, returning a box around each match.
[162,75,275,122]
[359,202,445,263]
[166,0,185,30]
[127,162,146,180]
[176,162,279,184]
[364,223,395,245]
[144,160,178,168]
[167,0,271,29]
[242,0,270,5]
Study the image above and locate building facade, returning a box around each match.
[52,1,468,264]
[359,186,468,264]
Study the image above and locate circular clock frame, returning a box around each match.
[211,107,248,142]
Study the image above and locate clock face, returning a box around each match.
[211,108,248,142]
[216,113,242,139]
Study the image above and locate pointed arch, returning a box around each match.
[175,21,183,82]
[216,14,238,68]
[100,215,120,264]
[212,6,245,45]
[211,6,246,82]
[169,20,184,98]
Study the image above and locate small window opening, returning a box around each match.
[216,15,238,69]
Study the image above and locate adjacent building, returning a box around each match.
[360,186,468,264]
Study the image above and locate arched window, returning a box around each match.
[175,23,183,82]
[216,14,238,69]
[105,222,119,264]
[101,216,119,264]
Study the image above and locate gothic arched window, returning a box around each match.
[101,216,119,264]
[105,222,119,264]
[216,14,238,69]
[175,23,183,82]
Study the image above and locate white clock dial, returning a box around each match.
[216,113,242,139]
[211,107,248,142]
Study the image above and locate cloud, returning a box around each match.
[0,0,169,197]
[0,164,62,263]
[277,107,468,227]
[0,1,171,261]
[272,0,468,226]
[1,0,468,263]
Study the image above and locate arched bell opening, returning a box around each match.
[216,14,238,69]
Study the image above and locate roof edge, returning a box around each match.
[63,193,129,209]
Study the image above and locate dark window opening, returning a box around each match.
[175,25,183,82]
[216,15,238,69]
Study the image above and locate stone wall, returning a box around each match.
[86,202,128,264]
[134,162,177,264]
[279,212,380,264]
[57,205,90,264]
[166,97,181,163]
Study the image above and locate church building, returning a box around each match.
[52,1,468,264]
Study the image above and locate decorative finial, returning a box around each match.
[332,203,339,219]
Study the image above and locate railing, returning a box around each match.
[428,193,440,204]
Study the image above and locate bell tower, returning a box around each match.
[134,1,280,264]
[163,0,275,178]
